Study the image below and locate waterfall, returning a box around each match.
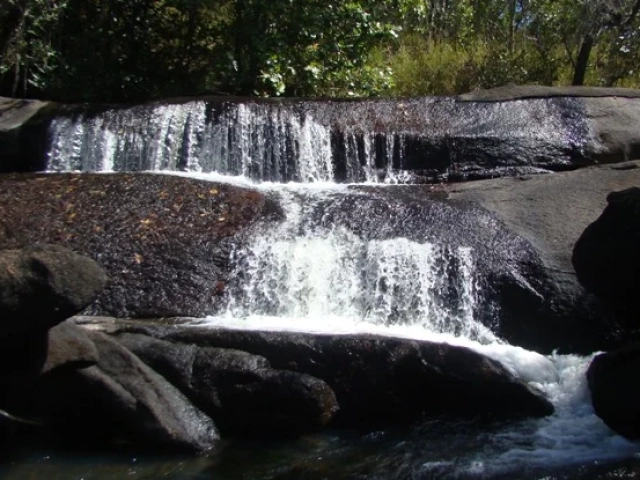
[40,97,638,478]
[45,100,490,336]
[45,100,418,183]
[225,196,494,342]
[47,102,331,180]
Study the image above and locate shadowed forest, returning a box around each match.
[2,0,640,102]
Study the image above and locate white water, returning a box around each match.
[46,101,415,183]
[200,318,637,477]
[44,101,639,477]
[223,188,494,342]
[191,182,637,477]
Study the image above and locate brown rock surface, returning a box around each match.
[0,173,282,317]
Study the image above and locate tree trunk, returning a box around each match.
[508,0,517,53]
[11,60,20,97]
[572,34,594,86]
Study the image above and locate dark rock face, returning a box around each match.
[41,320,99,374]
[0,244,107,331]
[576,187,640,439]
[199,368,338,437]
[587,345,640,439]
[11,330,219,452]
[0,173,282,318]
[0,244,106,380]
[116,332,339,437]
[0,97,51,173]
[105,321,554,424]
[447,163,640,353]
[573,187,640,327]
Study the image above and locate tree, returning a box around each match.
[529,0,640,86]
[47,0,225,101]
[4,0,640,101]
[218,0,400,97]
[0,0,67,97]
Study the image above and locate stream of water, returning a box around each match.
[19,100,640,478]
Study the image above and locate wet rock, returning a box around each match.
[0,244,108,332]
[271,163,640,354]
[0,173,282,318]
[2,163,639,355]
[3,87,640,180]
[12,330,219,452]
[42,320,99,374]
[116,333,339,437]
[104,321,554,424]
[0,97,51,173]
[0,244,106,381]
[447,162,640,353]
[200,368,338,437]
[572,187,640,328]
[587,345,640,439]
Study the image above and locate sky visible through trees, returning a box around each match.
[2,0,640,101]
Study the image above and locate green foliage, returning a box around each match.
[2,0,640,100]
[390,36,477,96]
[0,0,67,97]
[215,0,398,97]
[388,0,640,95]
[46,0,227,101]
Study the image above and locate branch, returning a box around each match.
[625,0,640,26]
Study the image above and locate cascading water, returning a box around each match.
[187,181,636,478]
[46,100,416,183]
[222,189,495,343]
[48,102,334,180]
[41,99,638,479]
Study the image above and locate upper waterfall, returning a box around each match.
[43,95,591,184]
[47,100,406,183]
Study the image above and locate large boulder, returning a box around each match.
[94,319,554,424]
[446,162,640,352]
[0,244,107,332]
[572,187,640,327]
[587,345,640,439]
[0,173,282,318]
[9,330,219,452]
[115,332,339,437]
[0,244,107,380]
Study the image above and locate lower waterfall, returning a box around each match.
[178,179,637,479]
[224,188,491,342]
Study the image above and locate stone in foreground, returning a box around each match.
[587,345,640,439]
[573,187,640,328]
[13,330,219,452]
[116,332,339,437]
[0,244,107,332]
[95,319,554,425]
